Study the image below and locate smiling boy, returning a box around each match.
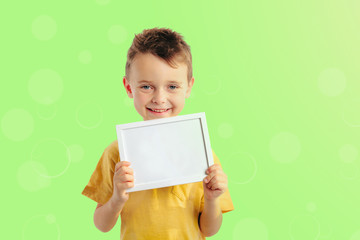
[124,52,192,120]
[82,27,234,239]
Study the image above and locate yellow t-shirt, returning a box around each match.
[82,140,234,239]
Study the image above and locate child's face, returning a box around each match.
[123,53,194,121]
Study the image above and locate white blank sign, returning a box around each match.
[115,112,213,192]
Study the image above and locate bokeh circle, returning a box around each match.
[22,214,60,240]
[1,108,34,141]
[227,151,258,184]
[28,69,63,105]
[218,122,234,139]
[269,132,301,163]
[75,101,103,129]
[289,214,320,240]
[318,68,346,97]
[78,50,92,64]
[30,138,71,178]
[342,98,360,127]
[17,161,51,192]
[108,25,127,44]
[233,218,268,240]
[68,144,85,163]
[339,144,358,163]
[31,15,57,41]
[36,103,57,120]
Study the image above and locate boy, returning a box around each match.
[82,27,234,239]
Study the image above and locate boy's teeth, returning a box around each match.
[152,109,167,112]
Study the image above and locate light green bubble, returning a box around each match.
[233,218,268,240]
[36,103,57,120]
[318,218,333,239]
[46,214,56,224]
[31,15,57,41]
[350,230,360,240]
[28,69,63,105]
[78,50,92,64]
[75,101,103,129]
[17,161,51,192]
[289,214,320,240]
[22,214,60,240]
[269,132,301,163]
[339,144,358,163]
[306,202,317,213]
[31,138,71,178]
[108,25,127,44]
[68,144,84,163]
[1,108,34,141]
[318,68,346,97]
[339,162,359,180]
[218,122,234,139]
[342,98,360,127]
[227,152,257,184]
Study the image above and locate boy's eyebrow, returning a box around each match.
[138,80,182,84]
[138,80,153,84]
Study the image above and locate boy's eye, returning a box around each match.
[140,85,178,90]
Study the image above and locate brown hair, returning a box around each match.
[125,27,193,82]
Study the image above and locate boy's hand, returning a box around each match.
[203,164,228,201]
[111,161,134,206]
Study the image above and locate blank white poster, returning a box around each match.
[116,112,213,192]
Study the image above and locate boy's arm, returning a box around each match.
[93,197,125,232]
[199,163,228,237]
[93,161,134,232]
[199,198,223,237]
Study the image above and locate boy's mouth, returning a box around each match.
[146,108,171,114]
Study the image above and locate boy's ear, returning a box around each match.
[123,76,133,98]
[185,77,195,98]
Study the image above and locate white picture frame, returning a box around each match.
[115,112,214,192]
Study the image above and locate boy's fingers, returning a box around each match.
[115,161,131,168]
[208,182,218,190]
[125,182,134,188]
[120,167,134,175]
[210,184,223,191]
[207,181,226,191]
[206,181,217,190]
[206,164,221,173]
[205,174,227,188]
[204,172,215,183]
[206,164,222,175]
[115,161,132,172]
[204,170,223,183]
[116,181,134,190]
[119,173,134,182]
[115,168,134,179]
[206,176,219,189]
[116,161,131,166]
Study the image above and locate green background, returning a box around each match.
[1,0,360,239]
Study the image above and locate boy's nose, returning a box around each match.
[152,89,167,104]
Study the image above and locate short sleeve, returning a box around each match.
[200,149,235,214]
[81,140,120,205]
